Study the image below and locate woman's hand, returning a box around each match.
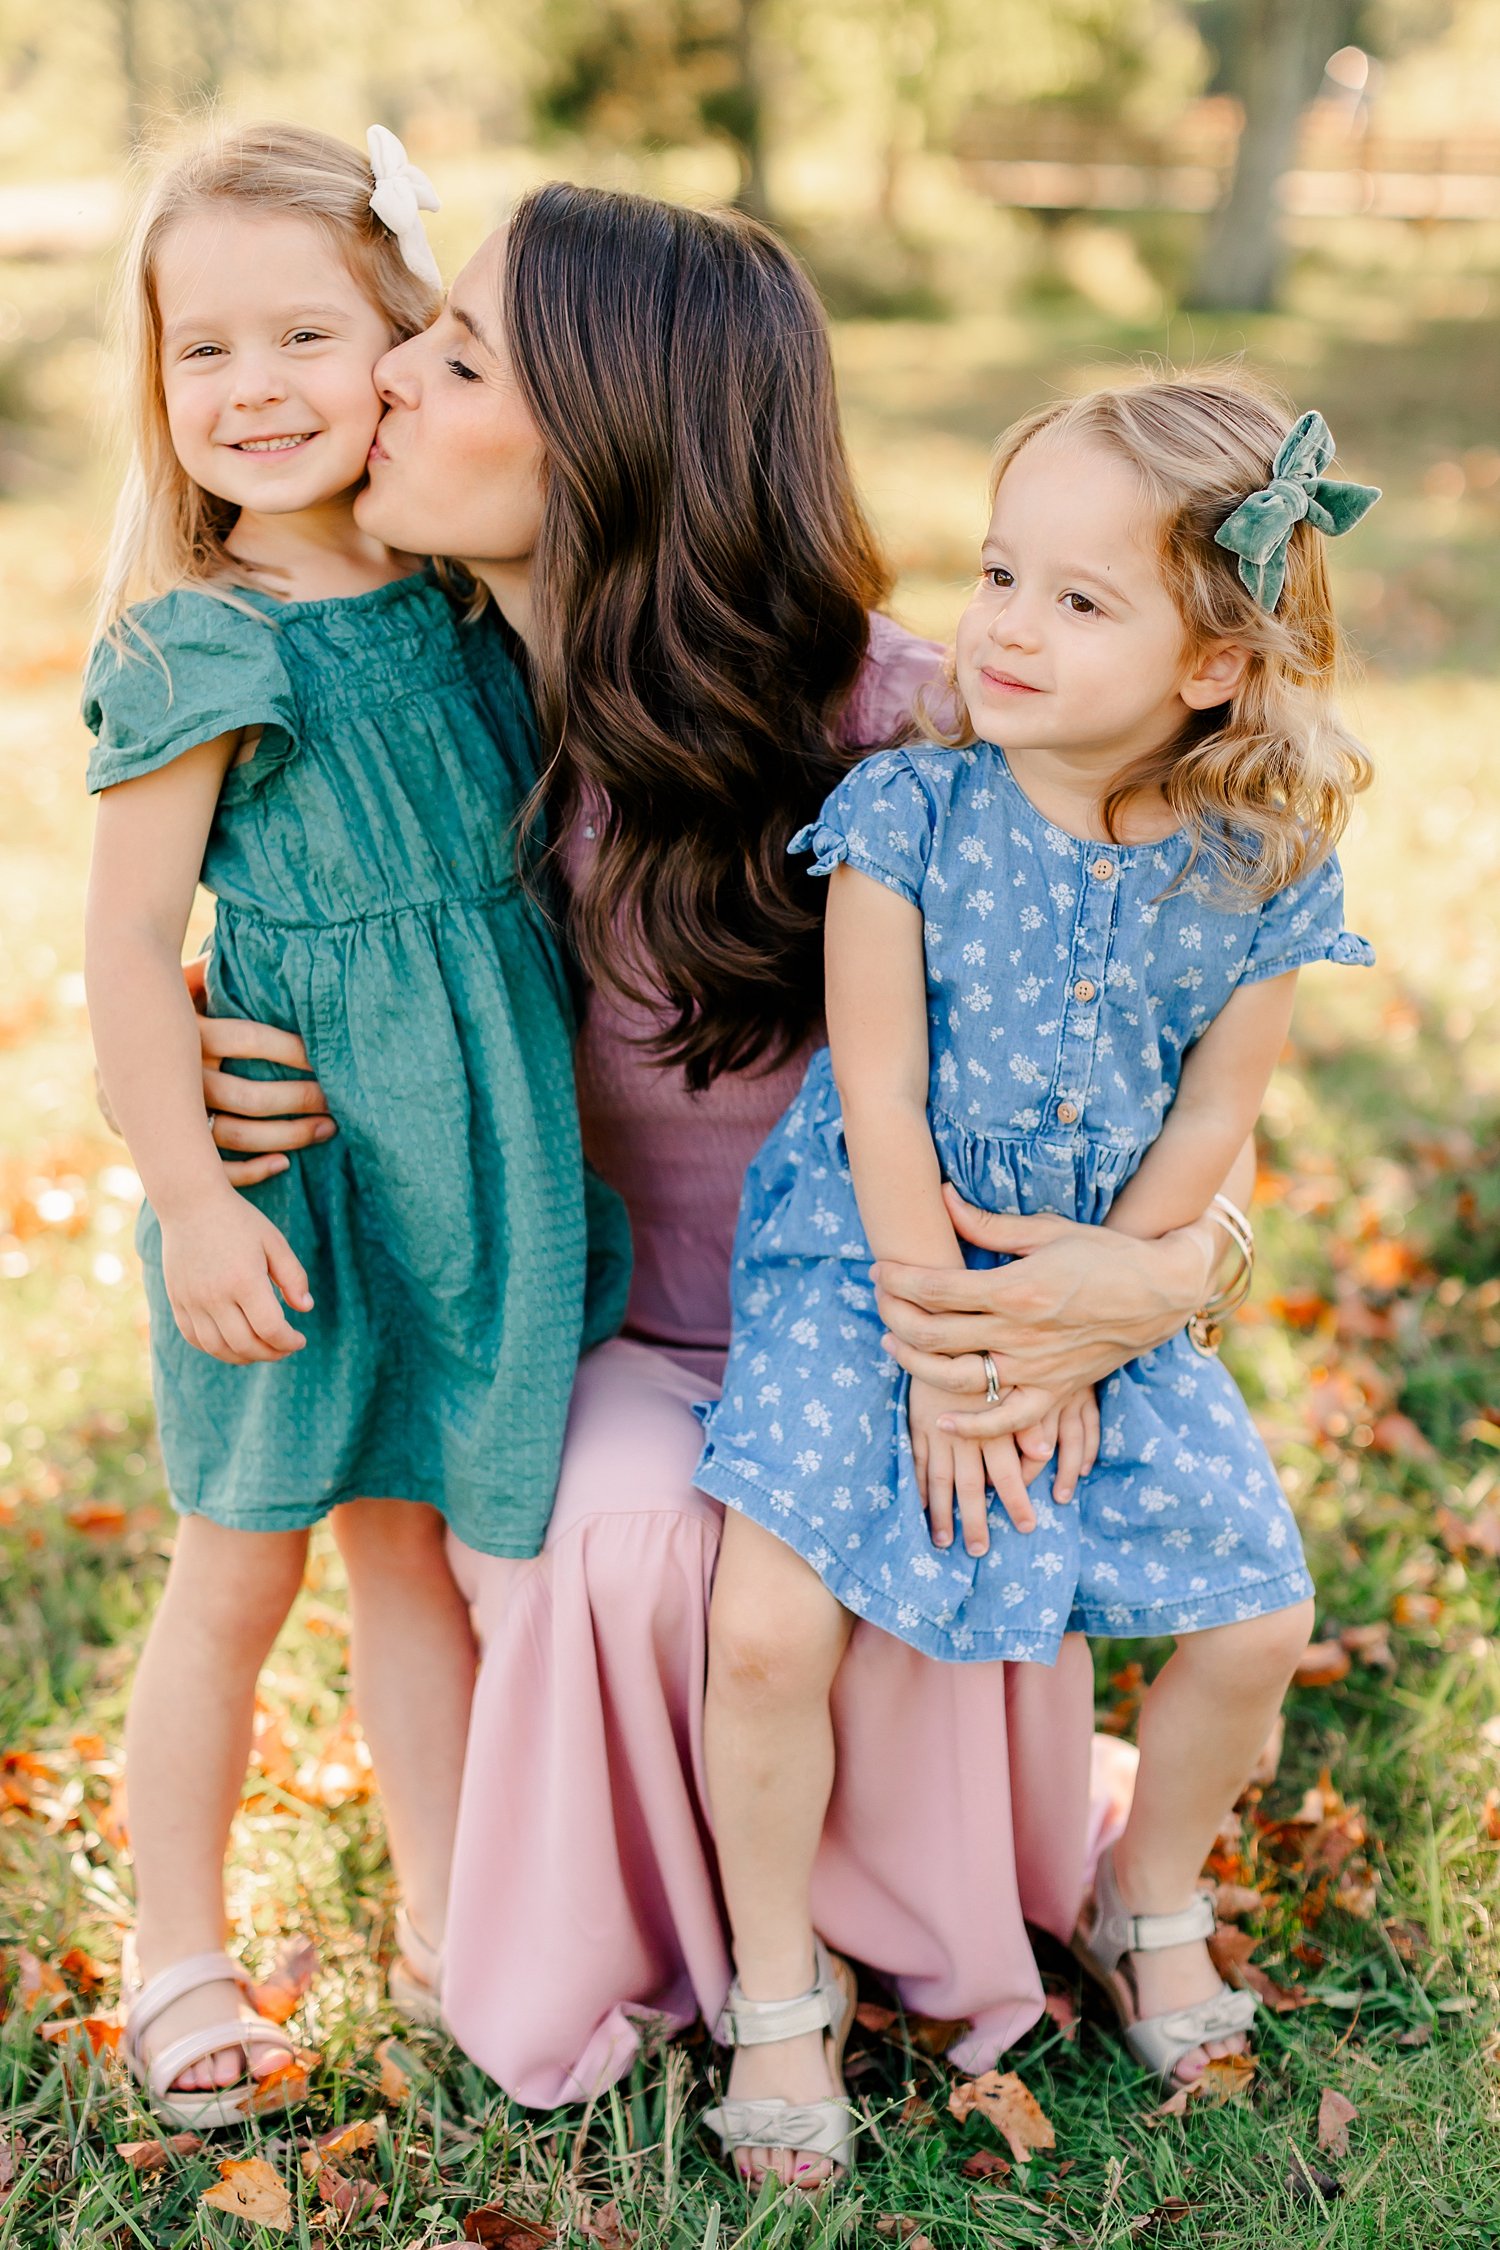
[95,956,339,1188]
[875,1184,1219,1436]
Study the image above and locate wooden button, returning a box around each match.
[1057,1100,1079,1125]
[1090,857,1115,882]
[1073,978,1096,1003]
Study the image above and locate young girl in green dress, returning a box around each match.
[83,122,628,2128]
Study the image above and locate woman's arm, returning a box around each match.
[874,1134,1256,1432]
[86,746,312,1361]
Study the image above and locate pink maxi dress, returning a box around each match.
[443,617,1123,2105]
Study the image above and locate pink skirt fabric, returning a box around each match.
[443,1336,1130,2107]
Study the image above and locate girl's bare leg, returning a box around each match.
[330,1499,477,1967]
[705,1511,856,2185]
[1110,1597,1314,2080]
[127,1515,310,2087]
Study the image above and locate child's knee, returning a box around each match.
[332,1497,448,1580]
[163,1518,306,1649]
[1190,1599,1314,1687]
[710,1575,847,1707]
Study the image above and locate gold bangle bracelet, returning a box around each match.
[1187,1192,1255,1357]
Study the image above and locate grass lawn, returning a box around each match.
[2,248,1499,2246]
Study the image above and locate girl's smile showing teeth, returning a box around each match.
[232,434,317,452]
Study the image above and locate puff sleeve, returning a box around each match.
[789,749,940,907]
[1239,850,1375,985]
[83,591,298,800]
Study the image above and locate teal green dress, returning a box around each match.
[84,572,631,1555]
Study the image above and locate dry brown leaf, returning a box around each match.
[1339,1623,1396,1670]
[1042,1987,1079,2040]
[302,2117,378,2168]
[1294,1641,1351,1688]
[1396,2022,1433,2048]
[898,2093,939,2130]
[376,2035,417,2102]
[0,2133,23,2202]
[462,2208,557,2247]
[579,2201,636,2248]
[314,2165,387,2221]
[117,2133,202,2172]
[1333,1868,1378,1919]
[201,2155,292,2232]
[905,2013,968,2057]
[1316,2087,1357,2156]
[1131,2199,1195,2232]
[854,2001,898,2035]
[874,2222,934,2249]
[247,1935,318,2025]
[7,1949,67,2012]
[1149,2084,1192,2123]
[1392,1591,1442,1629]
[57,1947,106,1996]
[1370,1412,1437,1462]
[947,2069,1055,2162]
[960,2147,1011,2181]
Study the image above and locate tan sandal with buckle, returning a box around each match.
[1071,1845,1256,2087]
[702,1938,859,2187]
[387,1906,446,2032]
[121,1942,302,2131]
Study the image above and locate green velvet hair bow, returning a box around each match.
[1213,410,1380,611]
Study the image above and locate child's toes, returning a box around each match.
[1171,2042,1211,2085]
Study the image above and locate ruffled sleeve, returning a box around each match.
[789,750,938,907]
[83,590,298,800]
[1239,850,1375,985]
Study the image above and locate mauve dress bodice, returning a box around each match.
[572,612,944,1374]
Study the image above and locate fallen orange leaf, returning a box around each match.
[1369,1412,1437,1462]
[40,2015,121,2054]
[6,1949,66,2013]
[1294,1641,1351,1688]
[246,2048,318,2114]
[947,2069,1055,2162]
[302,2117,378,2167]
[462,2208,557,2246]
[1392,1591,1442,1629]
[65,1500,128,1538]
[1194,2053,1256,2105]
[201,2155,292,2231]
[314,2165,387,2220]
[247,1935,318,2025]
[1316,2087,1357,2157]
[1482,1789,1500,1843]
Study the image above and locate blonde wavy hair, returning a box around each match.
[926,369,1372,903]
[96,120,440,647]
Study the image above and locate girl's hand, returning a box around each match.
[908,1375,1037,1555]
[1008,1385,1100,1504]
[160,1192,313,1363]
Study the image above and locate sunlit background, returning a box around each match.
[2,4,1499,2242]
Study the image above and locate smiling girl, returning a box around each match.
[694,372,1378,2176]
[83,122,627,2127]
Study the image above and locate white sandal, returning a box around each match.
[1071,1844,1257,2087]
[387,1906,446,2032]
[702,1938,859,2184]
[121,1944,302,2131]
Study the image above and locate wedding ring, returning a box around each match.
[980,1350,1001,1406]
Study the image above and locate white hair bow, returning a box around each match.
[366,124,441,289]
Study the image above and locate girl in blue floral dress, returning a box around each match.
[694,376,1378,2173]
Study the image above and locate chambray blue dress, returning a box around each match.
[84,575,631,1556]
[694,745,1372,1662]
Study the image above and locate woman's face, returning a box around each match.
[355,229,544,602]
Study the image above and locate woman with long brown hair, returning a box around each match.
[193,182,1245,2161]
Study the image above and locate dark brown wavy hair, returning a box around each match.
[503,182,894,1088]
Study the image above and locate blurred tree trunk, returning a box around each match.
[1188,0,1339,311]
[726,0,771,220]
[111,0,148,150]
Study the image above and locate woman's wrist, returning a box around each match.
[1144,1216,1221,1318]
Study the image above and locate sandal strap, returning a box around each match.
[701,2097,857,2166]
[1125,1985,1258,2083]
[713,1938,844,2049]
[394,1905,442,1990]
[1122,1895,1217,1954]
[1081,1847,1214,1977]
[144,2017,295,2102]
[124,1952,249,2054]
